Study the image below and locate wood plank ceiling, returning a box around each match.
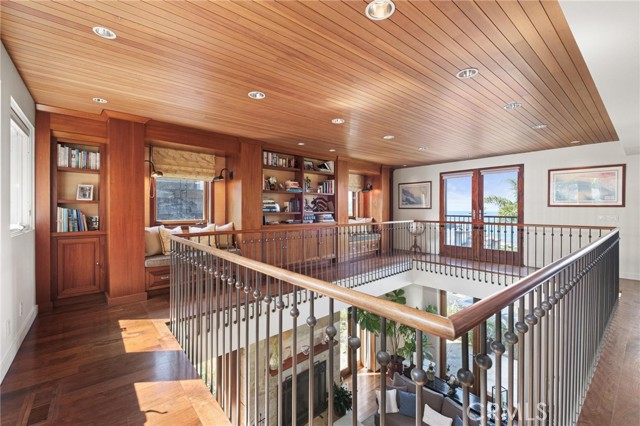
[1,0,617,166]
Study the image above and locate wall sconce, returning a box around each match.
[362,183,373,193]
[213,168,233,182]
[144,159,163,178]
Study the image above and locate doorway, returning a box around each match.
[440,165,524,264]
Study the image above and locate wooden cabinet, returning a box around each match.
[262,151,335,226]
[51,138,107,301]
[55,236,104,298]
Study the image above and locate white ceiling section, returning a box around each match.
[560,0,640,155]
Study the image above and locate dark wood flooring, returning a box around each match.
[0,296,227,426]
[1,279,636,425]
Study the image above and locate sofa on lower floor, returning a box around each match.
[374,373,480,426]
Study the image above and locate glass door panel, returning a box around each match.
[442,173,474,258]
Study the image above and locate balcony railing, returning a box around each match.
[168,221,619,426]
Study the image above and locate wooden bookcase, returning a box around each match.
[51,138,106,299]
[262,150,336,226]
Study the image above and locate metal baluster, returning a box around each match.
[307,292,316,425]
[350,308,361,426]
[458,332,473,426]
[504,304,516,426]
[516,297,526,423]
[476,321,491,426]
[379,317,388,426]
[327,298,337,426]
[413,331,426,426]
[291,289,299,426]
[492,311,505,426]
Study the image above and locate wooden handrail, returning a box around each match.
[448,229,619,336]
[170,225,618,340]
[415,219,616,231]
[168,233,457,340]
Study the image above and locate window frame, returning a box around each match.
[150,176,212,226]
[9,98,35,236]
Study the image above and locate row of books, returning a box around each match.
[56,207,99,232]
[58,145,100,170]
[317,179,335,194]
[263,152,297,168]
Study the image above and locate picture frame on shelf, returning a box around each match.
[548,164,625,207]
[303,160,314,170]
[398,181,431,209]
[76,184,94,201]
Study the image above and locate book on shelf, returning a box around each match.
[58,144,100,170]
[263,152,296,168]
[317,179,334,194]
[57,207,96,232]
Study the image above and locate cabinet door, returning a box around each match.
[56,237,102,298]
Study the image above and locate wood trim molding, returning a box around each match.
[101,109,150,124]
[146,120,240,155]
[36,104,103,121]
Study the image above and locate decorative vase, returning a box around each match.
[447,386,456,396]
[426,364,435,382]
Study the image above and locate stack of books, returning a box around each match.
[317,179,334,194]
[285,180,302,192]
[263,198,279,212]
[315,213,335,223]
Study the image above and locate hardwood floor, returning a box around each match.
[0,296,227,426]
[577,279,640,426]
[1,279,636,425]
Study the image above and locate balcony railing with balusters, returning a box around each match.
[168,221,619,426]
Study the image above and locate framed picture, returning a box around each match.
[548,164,625,207]
[76,184,94,201]
[398,181,432,209]
[303,160,314,170]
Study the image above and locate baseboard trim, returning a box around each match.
[106,292,148,306]
[0,305,38,383]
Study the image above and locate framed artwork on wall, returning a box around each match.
[398,181,432,209]
[548,164,625,207]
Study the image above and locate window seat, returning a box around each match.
[347,218,381,258]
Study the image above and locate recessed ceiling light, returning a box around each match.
[532,124,547,129]
[570,140,581,144]
[455,68,479,79]
[92,26,116,40]
[297,142,305,146]
[248,91,266,100]
[365,0,396,20]
[92,97,108,104]
[383,135,395,140]
[418,146,428,151]
[402,164,407,167]
[331,118,345,124]
[329,149,336,152]
[503,102,522,110]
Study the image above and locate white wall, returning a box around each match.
[393,142,640,280]
[0,43,37,382]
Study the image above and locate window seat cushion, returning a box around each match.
[144,254,171,268]
[348,233,382,242]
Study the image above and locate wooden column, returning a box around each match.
[335,158,349,224]
[106,117,146,304]
[369,166,391,222]
[34,110,53,312]
[227,139,262,230]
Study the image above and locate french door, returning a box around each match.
[440,165,524,264]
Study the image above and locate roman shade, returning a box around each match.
[153,147,215,181]
[348,174,363,192]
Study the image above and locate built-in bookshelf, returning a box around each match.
[54,142,104,234]
[262,150,336,226]
[50,138,107,300]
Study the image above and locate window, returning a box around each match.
[348,191,360,218]
[155,177,207,222]
[10,100,34,234]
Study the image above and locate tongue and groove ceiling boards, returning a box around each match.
[1,1,618,166]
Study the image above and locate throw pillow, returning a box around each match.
[397,390,416,417]
[375,389,399,414]
[144,226,163,256]
[159,226,183,255]
[189,224,216,246]
[422,403,453,426]
[215,222,234,248]
[453,416,463,426]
